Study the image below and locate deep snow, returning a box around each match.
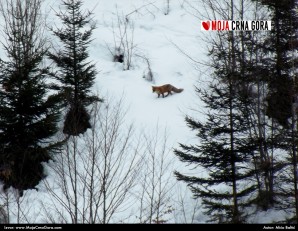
[0,0,286,224]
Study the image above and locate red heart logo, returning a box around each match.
[202,21,210,30]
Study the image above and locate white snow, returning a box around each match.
[84,0,207,161]
[0,0,286,224]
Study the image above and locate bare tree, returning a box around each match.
[173,183,202,223]
[136,126,175,224]
[0,191,10,223]
[136,54,154,82]
[106,9,136,71]
[0,188,42,223]
[164,0,170,15]
[41,97,142,223]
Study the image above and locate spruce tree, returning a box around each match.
[255,0,298,128]
[174,83,257,223]
[248,0,298,222]
[255,0,298,222]
[233,5,277,210]
[173,0,266,222]
[48,0,100,136]
[0,0,62,196]
[174,29,258,223]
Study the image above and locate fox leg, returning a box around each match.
[165,91,172,97]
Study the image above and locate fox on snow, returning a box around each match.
[152,84,183,98]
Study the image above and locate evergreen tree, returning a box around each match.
[0,0,62,196]
[250,0,298,222]
[232,2,277,209]
[256,0,298,128]
[259,0,298,222]
[48,0,101,136]
[174,82,257,223]
[173,0,280,223]
[174,26,258,222]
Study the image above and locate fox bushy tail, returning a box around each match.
[172,86,184,93]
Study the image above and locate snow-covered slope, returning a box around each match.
[88,1,208,222]
[0,0,209,223]
[0,0,288,224]
[90,0,205,145]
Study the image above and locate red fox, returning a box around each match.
[152,84,184,98]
